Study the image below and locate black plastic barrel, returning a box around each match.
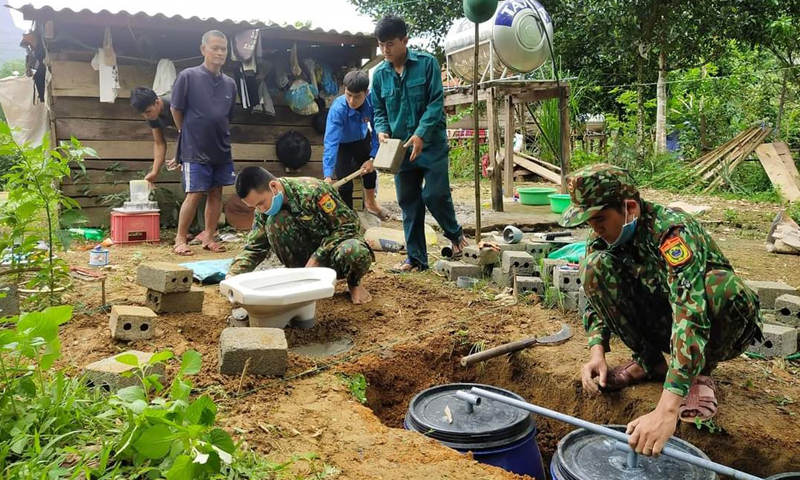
[404,383,545,478]
[550,425,717,480]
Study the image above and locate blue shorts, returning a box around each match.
[182,161,235,193]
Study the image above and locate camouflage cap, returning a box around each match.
[559,164,639,227]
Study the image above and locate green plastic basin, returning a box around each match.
[518,187,557,206]
[548,194,572,213]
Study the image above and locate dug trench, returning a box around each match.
[57,249,800,479]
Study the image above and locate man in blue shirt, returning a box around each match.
[170,30,237,255]
[371,15,467,272]
[323,70,387,219]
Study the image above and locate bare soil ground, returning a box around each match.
[54,181,800,479]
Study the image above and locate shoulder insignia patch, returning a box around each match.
[318,194,337,214]
[660,236,692,268]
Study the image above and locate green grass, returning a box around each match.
[338,373,368,405]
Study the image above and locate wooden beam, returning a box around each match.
[517,152,561,173]
[73,141,324,161]
[485,87,503,212]
[512,155,561,184]
[558,87,571,193]
[444,89,489,107]
[504,96,515,199]
[511,87,562,104]
[56,119,322,144]
[361,55,384,71]
[51,61,156,98]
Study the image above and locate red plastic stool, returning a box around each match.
[110,212,160,244]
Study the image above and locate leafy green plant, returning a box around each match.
[0,125,93,304]
[338,374,367,405]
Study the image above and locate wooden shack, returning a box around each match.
[15,4,377,227]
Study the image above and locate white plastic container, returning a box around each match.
[88,246,109,267]
[129,180,149,203]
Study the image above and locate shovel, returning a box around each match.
[460,323,572,367]
[332,168,366,188]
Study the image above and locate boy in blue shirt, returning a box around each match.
[323,70,388,220]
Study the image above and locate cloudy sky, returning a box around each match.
[8,0,377,33]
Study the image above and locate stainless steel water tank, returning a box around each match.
[444,0,554,82]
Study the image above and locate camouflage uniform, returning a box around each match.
[561,164,763,397]
[229,177,374,286]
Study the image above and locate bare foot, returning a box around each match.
[349,285,373,305]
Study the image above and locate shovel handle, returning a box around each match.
[460,337,539,367]
[332,168,366,188]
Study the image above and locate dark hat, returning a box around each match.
[276,130,311,170]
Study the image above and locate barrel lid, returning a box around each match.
[553,426,716,480]
[405,383,535,450]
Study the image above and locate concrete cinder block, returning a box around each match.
[109,305,157,341]
[514,276,545,297]
[136,262,193,293]
[501,251,536,276]
[748,323,797,358]
[436,260,482,282]
[492,267,512,289]
[744,280,798,310]
[775,294,800,328]
[560,291,579,312]
[541,259,570,281]
[554,266,582,292]
[83,350,166,391]
[0,284,19,317]
[146,287,204,313]
[219,327,288,376]
[524,241,557,257]
[462,245,501,266]
[578,287,588,319]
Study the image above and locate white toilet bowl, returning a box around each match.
[220,268,337,329]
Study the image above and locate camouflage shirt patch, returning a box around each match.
[660,236,693,268]
[318,194,337,214]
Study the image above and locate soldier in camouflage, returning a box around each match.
[561,164,763,458]
[228,166,374,304]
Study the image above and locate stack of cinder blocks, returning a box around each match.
[744,280,799,358]
[136,262,204,314]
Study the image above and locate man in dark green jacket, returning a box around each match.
[371,15,467,272]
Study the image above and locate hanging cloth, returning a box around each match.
[152,59,177,96]
[233,30,260,73]
[91,27,120,103]
[253,78,276,116]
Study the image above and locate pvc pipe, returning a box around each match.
[455,390,482,414]
[469,387,765,480]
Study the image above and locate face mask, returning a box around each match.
[264,190,284,217]
[608,208,638,248]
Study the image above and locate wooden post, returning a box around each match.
[504,96,515,199]
[471,21,482,237]
[558,86,571,193]
[486,88,503,211]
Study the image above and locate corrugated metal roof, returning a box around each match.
[9,2,374,40]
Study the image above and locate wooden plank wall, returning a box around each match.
[51,61,365,227]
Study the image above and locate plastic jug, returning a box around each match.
[129,180,149,203]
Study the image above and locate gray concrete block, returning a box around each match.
[541,259,570,281]
[524,241,557,257]
[436,260,482,282]
[560,291,579,312]
[744,280,798,310]
[748,323,798,358]
[483,235,528,252]
[775,294,800,328]
[501,251,536,276]
[219,327,288,376]
[83,350,166,392]
[514,276,545,297]
[136,262,193,293]
[492,267,512,288]
[146,287,204,313]
[462,245,500,266]
[0,284,19,317]
[578,287,588,319]
[109,305,157,341]
[554,266,582,292]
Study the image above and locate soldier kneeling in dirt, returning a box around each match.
[561,164,763,458]
[227,166,374,305]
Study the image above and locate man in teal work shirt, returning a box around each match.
[371,15,467,272]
